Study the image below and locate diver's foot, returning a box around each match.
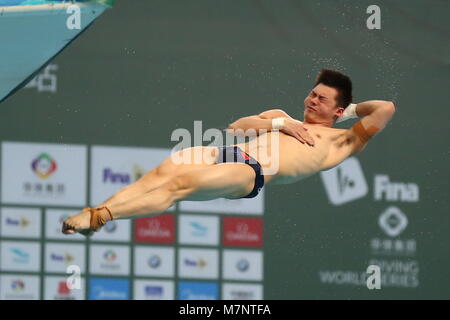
[62,206,113,236]
[62,208,92,235]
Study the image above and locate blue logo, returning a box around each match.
[148,255,161,269]
[237,259,250,272]
[6,218,19,226]
[183,257,207,269]
[145,286,163,298]
[89,278,130,300]
[11,248,29,264]
[104,221,117,233]
[102,168,130,185]
[178,282,218,300]
[189,221,208,237]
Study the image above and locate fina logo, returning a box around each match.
[184,258,207,269]
[374,175,419,202]
[6,217,30,228]
[102,165,146,185]
[145,286,163,298]
[378,206,408,237]
[320,157,368,206]
[103,168,130,184]
[236,259,250,272]
[148,255,162,269]
[51,252,74,264]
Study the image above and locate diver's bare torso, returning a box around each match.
[233,124,356,185]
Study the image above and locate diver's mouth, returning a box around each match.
[306,106,316,112]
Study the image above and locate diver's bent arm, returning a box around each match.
[227,108,294,136]
[355,100,396,118]
[349,100,396,152]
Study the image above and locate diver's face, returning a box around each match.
[303,83,343,124]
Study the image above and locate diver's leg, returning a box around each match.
[62,163,255,234]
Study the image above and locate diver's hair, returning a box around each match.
[314,69,353,108]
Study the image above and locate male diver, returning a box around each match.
[62,69,395,235]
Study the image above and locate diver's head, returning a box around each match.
[303,69,353,126]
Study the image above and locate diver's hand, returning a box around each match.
[280,119,315,146]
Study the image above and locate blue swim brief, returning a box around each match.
[215,145,264,199]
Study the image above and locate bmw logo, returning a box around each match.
[237,259,249,272]
[104,221,117,233]
[148,255,161,269]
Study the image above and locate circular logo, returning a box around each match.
[236,259,250,272]
[103,250,117,262]
[11,280,25,291]
[104,221,117,233]
[31,153,57,179]
[148,255,161,269]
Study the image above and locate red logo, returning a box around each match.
[58,281,70,295]
[135,214,175,244]
[240,152,250,161]
[223,217,263,247]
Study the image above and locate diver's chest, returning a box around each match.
[279,132,331,159]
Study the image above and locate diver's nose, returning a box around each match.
[310,97,318,106]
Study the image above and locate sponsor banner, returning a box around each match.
[45,209,85,241]
[0,207,41,238]
[367,206,419,288]
[90,219,131,242]
[44,276,86,300]
[178,215,219,246]
[320,157,368,206]
[0,274,40,300]
[88,278,130,300]
[89,244,130,276]
[319,205,420,289]
[90,145,174,208]
[178,281,218,300]
[222,283,263,300]
[134,246,175,278]
[0,241,41,272]
[1,142,87,206]
[222,250,263,281]
[44,243,86,274]
[133,279,174,300]
[134,214,175,244]
[178,248,218,280]
[179,189,264,215]
[223,217,263,247]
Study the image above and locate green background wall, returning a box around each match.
[1,0,449,299]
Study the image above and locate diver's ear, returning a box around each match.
[335,106,345,118]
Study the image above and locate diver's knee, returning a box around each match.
[165,175,196,200]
